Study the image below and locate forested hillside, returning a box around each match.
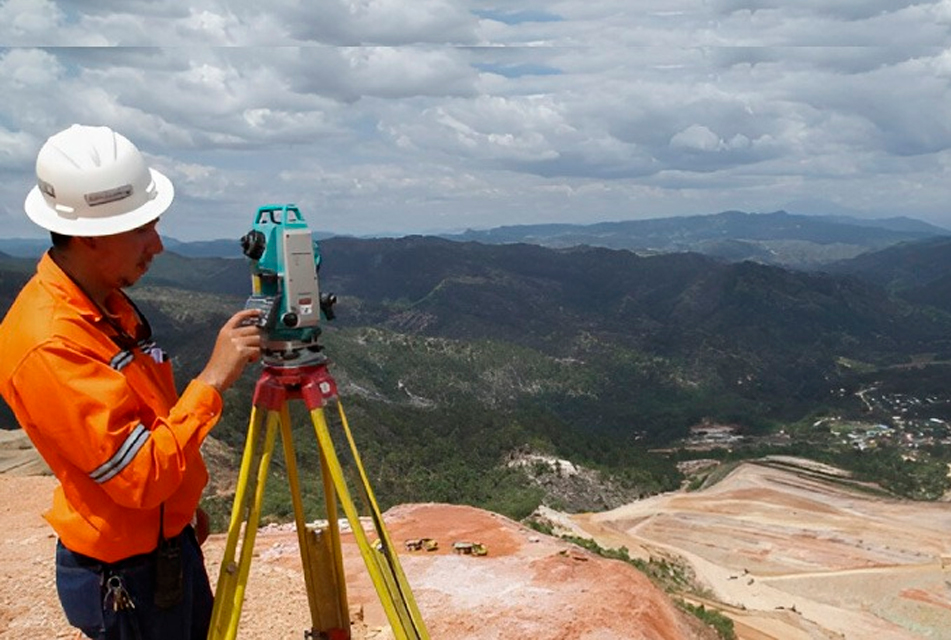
[3,236,951,520]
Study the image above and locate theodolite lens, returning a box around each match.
[240,230,267,261]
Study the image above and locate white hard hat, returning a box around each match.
[24,124,174,237]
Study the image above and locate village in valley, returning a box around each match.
[683,386,951,457]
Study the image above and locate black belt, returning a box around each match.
[59,526,192,570]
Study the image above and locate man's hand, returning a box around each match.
[192,507,210,546]
[197,309,263,393]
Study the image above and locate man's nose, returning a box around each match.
[150,228,164,255]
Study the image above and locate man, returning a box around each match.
[0,124,262,639]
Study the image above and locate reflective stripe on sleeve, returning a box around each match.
[89,423,150,484]
[110,350,133,371]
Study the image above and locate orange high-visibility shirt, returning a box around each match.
[0,253,222,562]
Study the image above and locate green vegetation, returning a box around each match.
[677,602,737,640]
[193,325,695,523]
[189,318,951,525]
[689,437,951,501]
[5,234,951,526]
[826,448,951,500]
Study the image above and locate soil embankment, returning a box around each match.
[5,431,949,640]
[0,472,710,639]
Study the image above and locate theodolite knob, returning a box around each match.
[320,293,337,321]
[281,312,299,328]
[240,230,266,261]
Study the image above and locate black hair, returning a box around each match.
[50,231,74,249]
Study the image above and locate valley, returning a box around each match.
[4,214,951,637]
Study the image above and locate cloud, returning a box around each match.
[1,0,479,46]
[288,47,479,101]
[273,0,479,45]
[709,0,921,21]
[1,0,951,239]
[0,128,36,171]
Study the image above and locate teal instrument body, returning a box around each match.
[241,204,331,362]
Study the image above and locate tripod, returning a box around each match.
[207,359,430,640]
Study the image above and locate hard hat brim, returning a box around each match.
[24,168,174,237]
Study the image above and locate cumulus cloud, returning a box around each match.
[0,0,67,43]
[670,125,725,152]
[1,0,950,238]
[0,0,479,46]
[272,0,479,45]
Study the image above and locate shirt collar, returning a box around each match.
[36,249,131,325]
[37,251,103,321]
[37,252,147,346]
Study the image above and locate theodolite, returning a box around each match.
[239,204,336,365]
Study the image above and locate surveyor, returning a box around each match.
[0,124,263,639]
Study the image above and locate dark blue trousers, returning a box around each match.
[55,528,213,640]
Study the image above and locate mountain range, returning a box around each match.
[2,209,948,268]
[440,210,949,268]
[2,209,951,515]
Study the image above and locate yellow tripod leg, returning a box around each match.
[309,404,430,640]
[334,401,429,638]
[209,403,265,638]
[278,403,350,637]
[208,407,280,640]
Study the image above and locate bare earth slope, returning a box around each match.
[569,459,951,640]
[8,436,949,640]
[0,474,711,640]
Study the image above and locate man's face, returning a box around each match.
[92,218,164,289]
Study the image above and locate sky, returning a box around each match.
[1,1,951,241]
